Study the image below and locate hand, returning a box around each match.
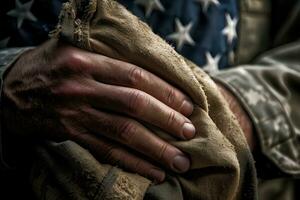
[2,39,195,182]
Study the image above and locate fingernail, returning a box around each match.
[172,155,190,173]
[180,100,194,116]
[149,168,165,183]
[182,123,196,139]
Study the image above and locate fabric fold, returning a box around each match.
[31,0,258,199]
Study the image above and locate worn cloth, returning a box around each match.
[27,0,257,199]
[0,0,300,199]
[0,0,239,69]
[0,0,299,182]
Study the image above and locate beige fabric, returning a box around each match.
[31,141,151,200]
[30,0,257,199]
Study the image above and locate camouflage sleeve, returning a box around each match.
[212,42,300,179]
[0,47,34,170]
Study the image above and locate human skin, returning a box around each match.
[2,39,255,183]
[2,39,196,182]
[217,84,256,151]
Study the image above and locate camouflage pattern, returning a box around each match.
[0,0,300,199]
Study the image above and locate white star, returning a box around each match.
[202,52,220,73]
[194,0,220,12]
[0,37,10,48]
[167,18,195,51]
[135,0,165,18]
[222,13,238,44]
[7,0,37,29]
[244,89,266,106]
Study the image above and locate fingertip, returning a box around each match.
[149,168,166,183]
[172,155,190,173]
[182,122,196,139]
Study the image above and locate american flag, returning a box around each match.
[1,0,238,71]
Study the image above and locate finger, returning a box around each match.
[52,78,195,140]
[64,107,191,173]
[89,80,196,140]
[76,51,194,116]
[90,137,166,183]
[63,120,166,182]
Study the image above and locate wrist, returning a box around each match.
[216,83,257,151]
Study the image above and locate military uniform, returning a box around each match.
[0,0,299,199]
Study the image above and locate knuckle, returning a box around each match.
[167,111,176,127]
[62,121,85,141]
[133,159,143,173]
[60,49,87,72]
[157,143,168,161]
[51,79,93,97]
[117,120,137,143]
[104,146,121,164]
[59,108,79,119]
[128,66,146,87]
[127,90,149,115]
[62,50,80,66]
[50,80,74,96]
[166,87,176,106]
